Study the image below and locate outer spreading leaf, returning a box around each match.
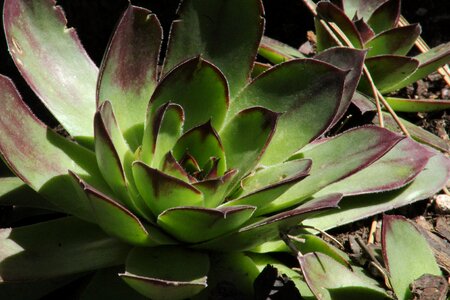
[261,126,403,214]
[97,6,162,149]
[365,24,421,57]
[258,36,305,64]
[361,55,419,94]
[383,42,450,92]
[77,177,175,247]
[316,1,363,48]
[0,217,130,282]
[316,138,434,196]
[195,193,342,252]
[3,0,98,138]
[367,0,400,34]
[162,0,264,97]
[314,47,367,126]
[231,59,347,165]
[299,252,388,300]
[305,152,450,231]
[385,97,450,112]
[150,57,229,131]
[121,247,209,300]
[0,76,109,221]
[382,215,441,300]
[157,206,256,243]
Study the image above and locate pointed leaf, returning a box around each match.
[220,107,279,187]
[258,36,305,64]
[383,42,450,92]
[141,103,184,168]
[121,247,209,300]
[223,159,311,209]
[75,176,175,247]
[299,252,388,300]
[172,121,226,177]
[157,206,256,243]
[314,47,367,126]
[360,55,419,93]
[367,0,401,34]
[317,138,434,196]
[382,215,441,300]
[162,0,264,97]
[260,126,403,214]
[365,24,421,57]
[316,1,363,48]
[3,0,98,138]
[354,18,375,43]
[342,0,386,21]
[97,6,162,149]
[194,193,342,252]
[231,59,348,165]
[0,217,130,282]
[150,57,229,132]
[132,162,203,215]
[161,152,190,183]
[305,152,450,231]
[193,169,238,208]
[385,97,450,112]
[0,75,109,221]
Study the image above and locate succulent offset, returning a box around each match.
[0,0,449,299]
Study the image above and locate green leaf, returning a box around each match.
[80,267,147,300]
[342,0,387,21]
[365,24,421,57]
[220,107,279,188]
[3,0,97,138]
[223,159,311,209]
[151,57,229,132]
[258,36,305,64]
[385,97,450,112]
[316,138,434,196]
[162,0,264,97]
[382,215,441,300]
[367,0,400,34]
[160,152,191,183]
[383,42,450,92]
[97,6,162,150]
[132,161,204,215]
[194,193,342,252]
[0,217,130,282]
[230,59,347,165]
[299,252,389,300]
[381,113,449,152]
[172,121,226,177]
[316,1,363,48]
[0,177,58,210]
[141,103,184,169]
[305,152,450,231]
[121,247,209,300]
[76,175,175,247]
[0,76,110,221]
[260,126,403,214]
[360,55,419,94]
[193,169,238,208]
[157,206,256,243]
[314,47,367,126]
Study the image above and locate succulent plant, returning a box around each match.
[0,0,449,299]
[260,0,450,113]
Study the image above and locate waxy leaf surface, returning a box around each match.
[385,97,450,112]
[365,24,421,57]
[0,217,129,282]
[97,6,162,149]
[163,0,264,97]
[3,0,98,138]
[382,215,441,300]
[367,0,400,34]
[121,247,209,300]
[151,57,228,131]
[231,59,347,165]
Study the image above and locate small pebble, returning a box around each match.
[434,194,450,214]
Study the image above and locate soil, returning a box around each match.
[0,0,449,299]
